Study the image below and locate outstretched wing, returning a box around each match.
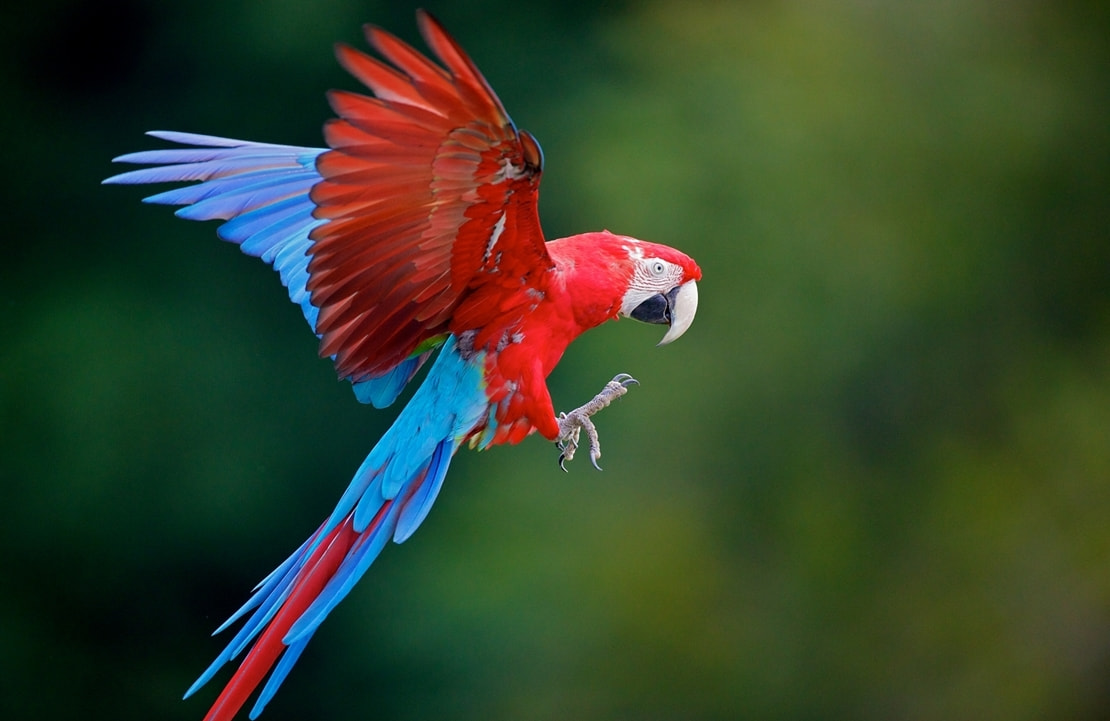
[102,132,433,409]
[104,132,327,331]
[309,10,550,382]
[105,11,550,397]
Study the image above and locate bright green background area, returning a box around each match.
[2,1,1108,719]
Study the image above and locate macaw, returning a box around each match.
[105,11,701,721]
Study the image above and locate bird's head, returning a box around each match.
[616,238,701,345]
[548,231,701,344]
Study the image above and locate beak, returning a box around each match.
[629,280,699,345]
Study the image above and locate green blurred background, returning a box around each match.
[2,0,1108,719]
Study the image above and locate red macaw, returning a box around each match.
[105,11,701,721]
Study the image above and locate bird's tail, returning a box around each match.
[186,337,490,721]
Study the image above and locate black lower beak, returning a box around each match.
[629,287,679,325]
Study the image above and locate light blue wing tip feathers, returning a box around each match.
[105,129,332,340]
[106,129,446,404]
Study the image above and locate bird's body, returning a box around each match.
[106,12,700,721]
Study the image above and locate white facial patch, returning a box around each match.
[619,257,685,316]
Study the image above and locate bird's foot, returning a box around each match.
[556,374,638,471]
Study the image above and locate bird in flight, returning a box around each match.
[105,11,701,721]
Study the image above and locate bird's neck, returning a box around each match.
[545,231,636,335]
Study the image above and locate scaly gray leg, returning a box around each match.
[556,374,639,471]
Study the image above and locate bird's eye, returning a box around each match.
[650,261,666,276]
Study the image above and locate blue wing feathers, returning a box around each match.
[175,175,318,222]
[105,133,326,332]
[104,130,444,405]
[148,130,277,148]
[105,131,439,403]
[220,197,317,246]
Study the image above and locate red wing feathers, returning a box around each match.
[308,11,550,382]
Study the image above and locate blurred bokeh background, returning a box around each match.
[2,0,1108,719]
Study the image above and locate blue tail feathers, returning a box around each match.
[184,337,490,717]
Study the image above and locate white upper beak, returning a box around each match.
[659,280,699,345]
